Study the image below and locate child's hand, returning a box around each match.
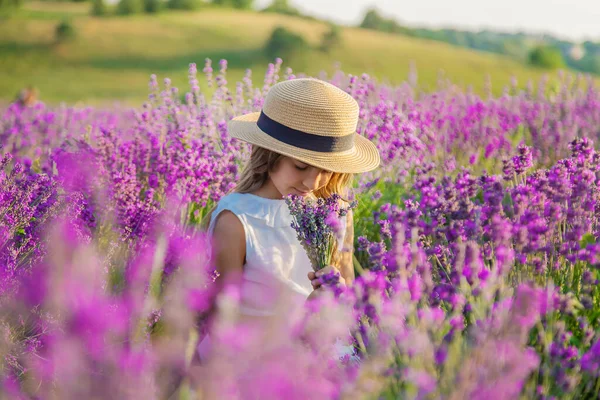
[307,287,324,302]
[307,265,345,290]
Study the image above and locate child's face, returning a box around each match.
[269,157,333,198]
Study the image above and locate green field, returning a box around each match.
[0,2,586,106]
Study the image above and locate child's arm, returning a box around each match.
[207,211,246,314]
[212,210,246,280]
[339,209,355,286]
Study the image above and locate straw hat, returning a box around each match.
[227,78,380,173]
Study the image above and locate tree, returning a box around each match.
[55,20,76,42]
[212,0,254,9]
[265,26,308,61]
[143,0,163,13]
[586,55,600,74]
[167,0,200,10]
[266,0,289,11]
[582,40,600,54]
[116,0,143,14]
[528,45,566,69]
[262,0,300,15]
[91,0,107,16]
[572,53,600,75]
[359,8,413,36]
[320,23,342,53]
[229,0,253,9]
[360,8,384,30]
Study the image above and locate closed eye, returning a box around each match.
[295,165,308,171]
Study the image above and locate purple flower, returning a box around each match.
[286,194,356,271]
[581,338,600,376]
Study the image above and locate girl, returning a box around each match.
[196,77,380,361]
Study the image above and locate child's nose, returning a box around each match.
[302,179,317,191]
[302,170,324,191]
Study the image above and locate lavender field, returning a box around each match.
[2,59,600,399]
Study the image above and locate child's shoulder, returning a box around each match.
[216,192,245,205]
[214,192,285,217]
[212,193,248,214]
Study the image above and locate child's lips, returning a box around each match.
[293,188,310,196]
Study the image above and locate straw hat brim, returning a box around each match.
[228,112,380,174]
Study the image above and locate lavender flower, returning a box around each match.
[286,193,356,271]
[3,60,600,399]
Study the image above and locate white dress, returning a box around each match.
[196,192,356,361]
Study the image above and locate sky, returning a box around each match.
[255,0,600,42]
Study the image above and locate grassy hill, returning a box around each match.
[0,2,587,106]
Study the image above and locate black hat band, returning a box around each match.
[256,111,355,153]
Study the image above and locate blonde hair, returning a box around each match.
[201,146,354,247]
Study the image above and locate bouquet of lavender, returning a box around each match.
[285,193,357,272]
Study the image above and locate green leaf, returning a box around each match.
[580,233,596,249]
